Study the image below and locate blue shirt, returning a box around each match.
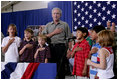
[90,43,101,79]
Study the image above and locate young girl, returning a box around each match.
[87,30,115,79]
[34,34,51,63]
[1,24,21,62]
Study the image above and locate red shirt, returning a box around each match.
[72,39,90,76]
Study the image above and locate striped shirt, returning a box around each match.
[90,43,101,79]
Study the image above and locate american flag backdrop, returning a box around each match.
[73,1,117,31]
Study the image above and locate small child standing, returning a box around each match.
[34,34,51,63]
[2,24,21,62]
[19,28,36,62]
[87,30,115,79]
[89,25,105,79]
[71,27,90,79]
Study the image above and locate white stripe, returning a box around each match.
[10,63,29,79]
[91,56,97,62]
[90,74,95,79]
[1,62,8,71]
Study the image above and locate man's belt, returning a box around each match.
[51,43,65,46]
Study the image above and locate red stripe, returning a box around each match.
[97,57,100,62]
[104,47,113,54]
[21,63,40,79]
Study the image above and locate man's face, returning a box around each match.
[52,9,61,21]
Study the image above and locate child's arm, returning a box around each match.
[71,46,82,58]
[87,48,107,70]
[66,49,72,59]
[90,47,98,55]
[88,47,98,59]
[34,49,40,59]
[82,58,87,76]
[34,48,45,59]
[45,58,48,63]
[19,44,33,55]
[2,38,15,53]
[19,46,27,55]
[82,43,90,76]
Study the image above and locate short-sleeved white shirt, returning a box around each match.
[1,36,21,62]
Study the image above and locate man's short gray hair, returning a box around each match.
[52,7,62,15]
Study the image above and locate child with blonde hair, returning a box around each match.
[34,34,51,63]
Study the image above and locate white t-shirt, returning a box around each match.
[1,36,21,62]
[97,47,114,79]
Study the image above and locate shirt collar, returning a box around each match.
[24,39,33,42]
[77,39,86,44]
[51,20,62,25]
[38,44,46,47]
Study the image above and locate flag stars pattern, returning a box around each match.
[74,2,77,6]
[74,9,77,13]
[107,1,110,5]
[81,16,85,20]
[81,8,84,11]
[102,6,106,11]
[73,1,117,31]
[102,16,106,21]
[89,5,92,9]
[97,3,101,7]
[112,14,116,19]
[85,2,88,6]
[85,11,88,15]
[93,9,97,13]
[85,20,89,24]
[77,5,80,8]
[98,22,102,25]
[97,12,101,17]
[74,26,77,30]
[93,18,97,22]
[77,13,81,17]
[107,10,111,15]
[89,14,92,19]
[89,23,93,27]
[78,21,81,25]
[112,4,116,9]
[74,18,77,22]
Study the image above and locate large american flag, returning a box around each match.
[73,1,117,31]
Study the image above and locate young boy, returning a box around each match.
[71,27,90,79]
[34,34,51,63]
[19,28,36,62]
[89,25,105,79]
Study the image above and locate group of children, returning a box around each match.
[2,24,50,63]
[67,25,116,79]
[1,23,116,79]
